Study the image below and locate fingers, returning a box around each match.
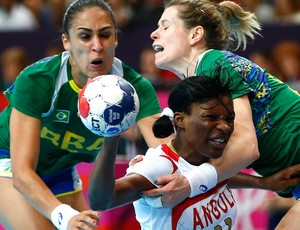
[70,210,101,230]
[290,171,300,179]
[82,210,101,221]
[128,155,144,166]
[154,174,174,186]
[142,187,163,197]
[141,175,175,196]
[140,174,190,208]
[284,164,300,176]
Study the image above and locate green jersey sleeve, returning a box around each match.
[10,57,60,119]
[196,50,252,99]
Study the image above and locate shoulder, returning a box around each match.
[23,52,64,74]
[129,146,178,183]
[12,52,68,104]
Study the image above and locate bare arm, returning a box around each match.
[228,164,300,191]
[210,95,260,182]
[10,108,99,229]
[88,136,155,211]
[10,109,62,217]
[137,114,173,148]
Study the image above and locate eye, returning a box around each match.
[161,20,170,31]
[99,31,112,38]
[78,32,91,40]
[202,114,218,121]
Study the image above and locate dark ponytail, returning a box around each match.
[152,115,174,138]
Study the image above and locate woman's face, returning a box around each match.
[62,7,118,86]
[178,95,235,163]
[150,6,192,73]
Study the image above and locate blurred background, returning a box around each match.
[0,0,299,229]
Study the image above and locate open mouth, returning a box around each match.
[210,137,229,148]
[212,138,227,144]
[153,45,164,53]
[91,59,103,66]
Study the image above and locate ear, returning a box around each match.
[189,26,204,45]
[174,112,185,129]
[114,33,119,48]
[62,34,71,51]
[114,39,118,49]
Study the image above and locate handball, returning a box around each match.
[78,75,140,137]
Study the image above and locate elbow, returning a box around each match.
[88,192,113,211]
[12,166,39,193]
[12,173,32,194]
[12,172,28,194]
[236,137,260,165]
[236,132,260,166]
[89,201,112,211]
[252,149,260,161]
[89,198,107,211]
[12,178,21,191]
[251,142,260,162]
[89,202,106,211]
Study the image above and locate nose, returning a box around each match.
[92,37,103,52]
[150,29,159,41]
[217,120,232,134]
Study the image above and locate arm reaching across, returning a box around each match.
[228,164,300,192]
[141,163,300,208]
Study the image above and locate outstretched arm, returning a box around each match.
[228,164,300,191]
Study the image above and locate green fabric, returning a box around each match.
[0,52,161,176]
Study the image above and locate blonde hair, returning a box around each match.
[164,0,261,50]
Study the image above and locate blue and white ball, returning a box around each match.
[78,75,139,137]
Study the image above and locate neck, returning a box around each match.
[168,140,179,155]
[161,56,198,80]
[184,58,198,78]
[169,139,208,166]
[159,49,207,80]
[180,49,206,79]
[69,56,88,88]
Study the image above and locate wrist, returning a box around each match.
[255,175,267,190]
[51,204,79,230]
[185,163,218,197]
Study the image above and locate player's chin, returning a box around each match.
[88,72,105,79]
[155,62,167,70]
[208,147,226,159]
[87,68,109,78]
[156,62,175,74]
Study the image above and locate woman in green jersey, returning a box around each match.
[140,0,300,215]
[0,0,171,229]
